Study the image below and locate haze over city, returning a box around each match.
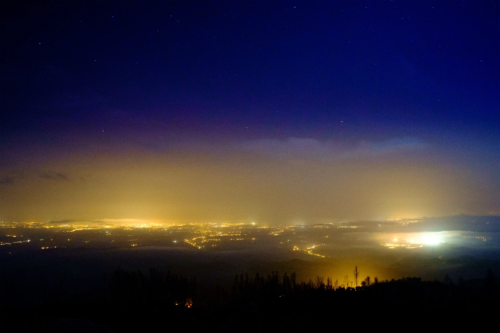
[1,0,499,225]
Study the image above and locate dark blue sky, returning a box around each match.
[2,1,498,137]
[0,0,499,223]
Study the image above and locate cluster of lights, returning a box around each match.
[269,228,285,236]
[1,221,459,258]
[293,245,326,258]
[463,236,486,241]
[381,234,443,249]
[0,239,30,246]
[382,243,424,249]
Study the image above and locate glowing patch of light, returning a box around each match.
[421,234,441,245]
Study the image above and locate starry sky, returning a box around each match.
[1,0,499,223]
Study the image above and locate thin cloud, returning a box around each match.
[349,137,427,157]
[40,172,69,181]
[240,137,426,160]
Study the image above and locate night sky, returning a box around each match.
[1,0,499,223]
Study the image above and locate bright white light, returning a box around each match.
[421,234,441,245]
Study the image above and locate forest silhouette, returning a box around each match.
[1,267,499,332]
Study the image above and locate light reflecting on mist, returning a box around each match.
[375,231,498,249]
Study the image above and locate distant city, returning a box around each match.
[1,217,495,255]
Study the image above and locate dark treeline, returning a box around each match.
[1,267,499,332]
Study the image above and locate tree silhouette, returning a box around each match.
[364,276,371,287]
[353,266,360,287]
[326,277,332,290]
[316,276,325,290]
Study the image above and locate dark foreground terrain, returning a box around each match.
[1,267,499,332]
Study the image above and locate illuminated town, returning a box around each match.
[1,217,498,332]
[0,218,492,257]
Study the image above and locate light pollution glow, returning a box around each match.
[2,220,498,284]
[0,135,498,224]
